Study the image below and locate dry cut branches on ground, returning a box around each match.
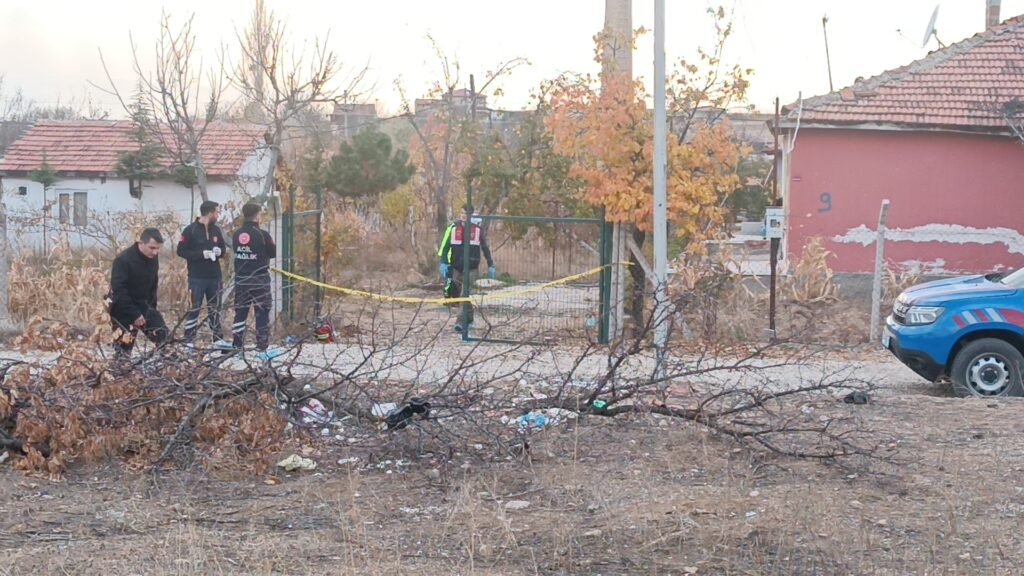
[0,281,894,479]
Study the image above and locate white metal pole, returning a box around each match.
[653,0,668,376]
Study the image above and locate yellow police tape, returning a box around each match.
[271,262,630,306]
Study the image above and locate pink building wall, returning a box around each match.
[786,129,1024,274]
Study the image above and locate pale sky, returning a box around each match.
[2,0,1022,116]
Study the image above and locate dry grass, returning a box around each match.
[671,239,873,346]
[5,208,196,332]
[8,245,190,330]
[1,381,1022,575]
[8,250,107,328]
[780,237,839,304]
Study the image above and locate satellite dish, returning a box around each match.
[922,5,940,47]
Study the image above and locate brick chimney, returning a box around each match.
[987,0,1001,29]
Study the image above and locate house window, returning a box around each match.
[58,193,70,225]
[129,179,143,199]
[16,186,27,196]
[73,192,88,227]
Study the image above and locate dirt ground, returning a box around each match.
[3,349,1024,575]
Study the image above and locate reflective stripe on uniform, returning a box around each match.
[437,224,454,262]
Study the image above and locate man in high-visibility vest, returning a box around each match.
[437,206,495,332]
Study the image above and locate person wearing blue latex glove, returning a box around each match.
[439,261,449,280]
[488,266,496,280]
[437,206,495,332]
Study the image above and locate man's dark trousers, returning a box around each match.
[184,277,224,342]
[112,308,169,356]
[232,279,272,350]
[449,268,477,325]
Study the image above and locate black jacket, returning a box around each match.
[176,218,226,279]
[110,244,159,325]
[232,221,276,282]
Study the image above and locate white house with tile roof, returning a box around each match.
[0,120,272,252]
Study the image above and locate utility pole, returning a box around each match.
[603,0,632,343]
[822,15,834,92]
[652,0,668,377]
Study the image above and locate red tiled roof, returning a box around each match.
[783,16,1024,131]
[0,120,266,177]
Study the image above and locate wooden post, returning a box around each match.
[626,236,653,281]
[869,199,891,344]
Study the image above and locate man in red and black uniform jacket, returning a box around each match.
[437,206,496,331]
[231,203,277,351]
[176,200,229,346]
[109,228,168,355]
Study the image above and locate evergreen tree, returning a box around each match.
[324,127,415,201]
[115,90,164,195]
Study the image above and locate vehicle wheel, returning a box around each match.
[950,338,1024,398]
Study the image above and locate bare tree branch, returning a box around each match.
[230,0,367,200]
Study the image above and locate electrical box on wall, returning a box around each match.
[764,207,785,239]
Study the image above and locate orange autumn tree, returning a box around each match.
[545,7,750,322]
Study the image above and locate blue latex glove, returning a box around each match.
[439,261,449,279]
[487,266,496,280]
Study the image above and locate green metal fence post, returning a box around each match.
[285,184,296,322]
[461,73,478,343]
[314,183,323,319]
[460,183,474,342]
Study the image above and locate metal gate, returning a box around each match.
[280,203,322,324]
[458,214,613,344]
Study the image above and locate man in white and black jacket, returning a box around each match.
[176,200,230,348]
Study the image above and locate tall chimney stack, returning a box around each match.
[602,0,633,79]
[987,0,1002,29]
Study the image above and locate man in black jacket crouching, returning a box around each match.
[108,228,168,356]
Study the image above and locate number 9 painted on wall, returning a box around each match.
[818,192,832,213]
